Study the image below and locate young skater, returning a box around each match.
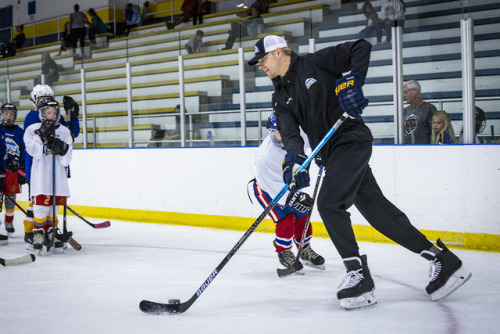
[24,97,72,254]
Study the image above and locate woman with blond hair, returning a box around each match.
[431,110,456,144]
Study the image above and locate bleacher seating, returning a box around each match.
[0,0,498,146]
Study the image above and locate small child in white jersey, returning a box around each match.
[23,97,72,253]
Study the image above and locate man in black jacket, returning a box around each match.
[248,35,470,309]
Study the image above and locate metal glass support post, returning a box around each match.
[126,62,134,148]
[461,18,475,144]
[391,25,404,144]
[238,47,247,146]
[309,38,315,53]
[6,78,11,103]
[80,68,88,148]
[178,55,186,148]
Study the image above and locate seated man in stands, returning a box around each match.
[222,7,264,50]
[166,0,198,29]
[402,80,437,144]
[1,25,25,58]
[88,8,108,44]
[237,0,276,17]
[34,53,60,87]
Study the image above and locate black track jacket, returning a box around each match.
[272,39,374,162]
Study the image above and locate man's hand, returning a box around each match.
[335,72,369,119]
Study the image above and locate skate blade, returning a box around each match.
[340,291,377,310]
[0,240,8,246]
[304,261,326,270]
[26,244,35,252]
[37,246,48,257]
[50,248,64,254]
[431,267,472,301]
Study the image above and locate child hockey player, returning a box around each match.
[23,85,79,249]
[0,103,26,236]
[24,97,72,254]
[253,114,324,272]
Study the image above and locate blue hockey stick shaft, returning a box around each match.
[271,112,349,205]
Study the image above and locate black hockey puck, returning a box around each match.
[168,299,181,304]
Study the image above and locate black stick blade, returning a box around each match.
[277,261,302,278]
[139,300,181,314]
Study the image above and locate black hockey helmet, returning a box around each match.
[475,107,486,133]
[37,96,60,122]
[1,102,17,126]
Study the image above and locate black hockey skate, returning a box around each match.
[300,243,325,270]
[337,255,377,310]
[421,238,471,301]
[5,221,15,236]
[0,234,8,246]
[278,250,304,274]
[25,232,34,251]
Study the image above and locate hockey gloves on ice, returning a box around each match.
[335,72,369,120]
[282,153,310,192]
[287,191,314,213]
[46,137,69,156]
[63,95,79,119]
[35,119,56,143]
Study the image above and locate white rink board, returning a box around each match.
[16,144,499,235]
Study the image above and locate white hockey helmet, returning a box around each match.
[30,84,54,108]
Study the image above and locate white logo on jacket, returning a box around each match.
[305,78,317,89]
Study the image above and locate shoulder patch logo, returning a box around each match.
[305,78,317,90]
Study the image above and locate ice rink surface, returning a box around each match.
[0,217,498,334]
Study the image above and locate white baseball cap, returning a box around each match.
[248,35,288,65]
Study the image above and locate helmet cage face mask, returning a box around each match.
[37,97,60,123]
[1,103,17,126]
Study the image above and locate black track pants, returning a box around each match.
[317,141,433,259]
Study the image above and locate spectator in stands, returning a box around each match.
[142,1,156,25]
[0,25,25,58]
[68,4,90,57]
[402,80,437,144]
[431,110,456,144]
[376,0,405,44]
[237,0,276,17]
[194,0,212,25]
[57,22,72,56]
[458,106,487,144]
[222,7,264,50]
[185,30,205,54]
[88,9,108,44]
[125,3,142,36]
[166,0,198,29]
[34,53,60,87]
[359,1,378,39]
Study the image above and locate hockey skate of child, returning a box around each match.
[23,97,72,255]
[253,114,325,273]
[248,35,471,310]
[0,103,26,237]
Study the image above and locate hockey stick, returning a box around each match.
[63,205,82,251]
[46,152,57,252]
[139,112,349,315]
[277,165,324,278]
[4,193,26,215]
[66,206,111,229]
[0,254,36,266]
